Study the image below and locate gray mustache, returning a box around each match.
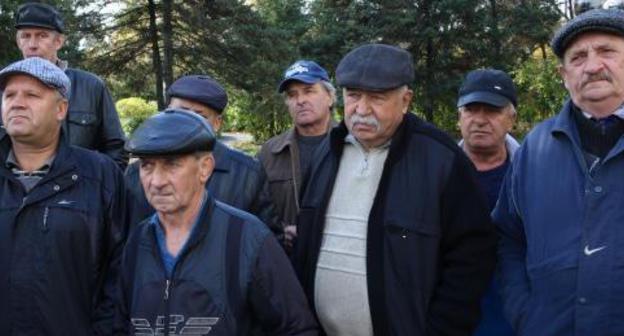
[582,72,612,88]
[350,115,380,129]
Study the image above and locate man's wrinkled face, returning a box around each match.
[16,27,64,62]
[1,74,67,146]
[459,102,515,154]
[169,97,222,132]
[284,81,332,129]
[560,32,624,115]
[343,86,412,149]
[140,153,214,216]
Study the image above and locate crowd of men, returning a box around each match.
[2,2,624,336]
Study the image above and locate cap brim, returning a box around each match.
[457,91,510,108]
[277,75,323,92]
[15,23,62,33]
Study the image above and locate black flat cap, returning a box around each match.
[167,75,228,113]
[551,8,624,58]
[15,2,64,33]
[458,69,517,108]
[336,44,414,91]
[125,108,216,156]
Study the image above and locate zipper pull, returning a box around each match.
[164,279,170,300]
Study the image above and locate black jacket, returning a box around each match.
[126,141,281,236]
[114,196,317,335]
[294,113,496,335]
[64,68,127,169]
[0,133,128,336]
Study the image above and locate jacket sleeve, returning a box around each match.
[92,161,130,335]
[250,166,285,243]
[248,235,318,335]
[492,159,529,331]
[426,154,497,335]
[96,80,128,170]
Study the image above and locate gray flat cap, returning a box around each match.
[125,108,216,156]
[336,44,414,91]
[0,57,70,98]
[551,8,624,58]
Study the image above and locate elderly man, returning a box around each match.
[126,75,280,237]
[457,68,517,336]
[293,44,496,335]
[259,60,336,251]
[115,109,317,335]
[0,57,127,335]
[494,8,624,335]
[11,2,127,168]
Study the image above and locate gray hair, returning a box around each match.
[458,102,516,116]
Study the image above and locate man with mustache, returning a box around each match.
[494,8,624,335]
[293,44,496,335]
[457,68,517,336]
[259,60,336,252]
[0,57,127,335]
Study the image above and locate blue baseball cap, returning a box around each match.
[0,57,70,99]
[277,60,330,93]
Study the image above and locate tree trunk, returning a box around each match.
[148,0,165,109]
[162,0,174,89]
[489,0,501,66]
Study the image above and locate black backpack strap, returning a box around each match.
[225,215,244,322]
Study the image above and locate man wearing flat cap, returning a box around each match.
[11,2,127,169]
[125,74,281,239]
[293,44,496,335]
[457,68,518,336]
[494,8,624,335]
[259,60,336,253]
[114,109,317,335]
[0,57,127,335]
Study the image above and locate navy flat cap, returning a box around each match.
[336,44,414,91]
[125,109,216,156]
[167,75,228,113]
[15,2,64,33]
[551,8,624,58]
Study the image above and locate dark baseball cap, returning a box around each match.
[125,108,216,156]
[457,69,517,108]
[551,8,624,58]
[278,60,330,93]
[336,44,414,92]
[15,2,64,33]
[167,75,228,113]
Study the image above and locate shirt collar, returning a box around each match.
[582,104,624,120]
[5,149,55,171]
[344,133,392,151]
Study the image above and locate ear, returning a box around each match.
[56,98,68,122]
[211,115,223,133]
[558,64,570,90]
[402,89,414,114]
[198,153,215,184]
[53,33,65,52]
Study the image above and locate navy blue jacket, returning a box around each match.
[0,133,128,335]
[126,141,281,236]
[494,100,624,335]
[294,113,496,335]
[114,196,317,335]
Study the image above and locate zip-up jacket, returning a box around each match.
[0,133,128,336]
[494,100,624,335]
[294,113,496,335]
[114,196,317,335]
[126,141,281,237]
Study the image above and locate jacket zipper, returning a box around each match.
[163,278,172,335]
[42,206,49,232]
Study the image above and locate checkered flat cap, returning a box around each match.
[0,57,70,99]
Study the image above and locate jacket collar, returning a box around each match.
[213,141,230,172]
[271,119,338,154]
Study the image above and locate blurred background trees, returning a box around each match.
[2,0,620,141]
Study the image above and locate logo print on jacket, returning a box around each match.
[131,315,219,335]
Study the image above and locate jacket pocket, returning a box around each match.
[67,110,98,147]
[385,220,441,290]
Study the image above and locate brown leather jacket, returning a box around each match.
[258,122,335,230]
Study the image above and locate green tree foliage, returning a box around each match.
[115,97,157,135]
